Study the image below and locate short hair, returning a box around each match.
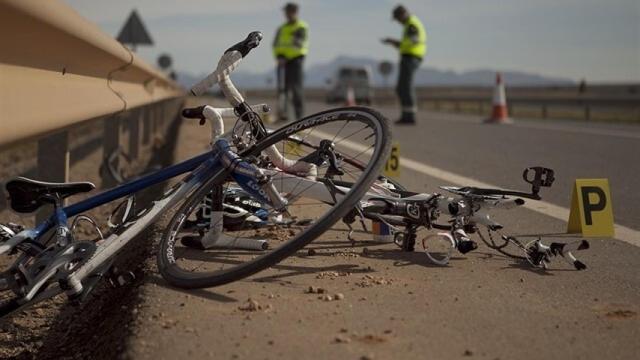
[284,3,299,13]
[392,5,408,18]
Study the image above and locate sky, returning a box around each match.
[64,0,640,83]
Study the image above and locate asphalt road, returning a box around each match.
[122,97,639,360]
[303,100,640,231]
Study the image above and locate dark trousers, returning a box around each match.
[278,56,305,120]
[395,55,422,122]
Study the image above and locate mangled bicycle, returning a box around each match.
[346,166,590,270]
[267,127,591,270]
[0,32,391,317]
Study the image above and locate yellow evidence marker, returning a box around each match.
[383,143,400,178]
[567,179,614,237]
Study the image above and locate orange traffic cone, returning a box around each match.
[484,73,512,124]
[345,84,356,106]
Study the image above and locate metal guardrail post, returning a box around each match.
[142,107,151,146]
[36,131,69,222]
[154,103,161,138]
[129,111,140,160]
[102,116,121,188]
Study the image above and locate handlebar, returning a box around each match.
[182,104,271,138]
[190,31,263,100]
[182,104,270,123]
[225,31,264,57]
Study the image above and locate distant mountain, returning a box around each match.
[176,55,575,89]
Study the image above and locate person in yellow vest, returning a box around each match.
[273,3,308,122]
[382,5,427,125]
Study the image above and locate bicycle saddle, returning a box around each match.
[5,177,95,213]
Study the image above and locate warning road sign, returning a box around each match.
[117,9,153,50]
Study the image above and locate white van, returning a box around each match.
[325,66,373,105]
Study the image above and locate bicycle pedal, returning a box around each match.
[457,240,478,254]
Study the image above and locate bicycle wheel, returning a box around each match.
[158,106,391,288]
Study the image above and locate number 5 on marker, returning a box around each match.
[383,143,400,178]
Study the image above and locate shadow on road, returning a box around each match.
[145,275,238,303]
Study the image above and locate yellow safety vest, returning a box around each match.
[399,15,427,58]
[273,20,309,60]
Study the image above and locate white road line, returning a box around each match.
[424,111,640,140]
[316,129,640,247]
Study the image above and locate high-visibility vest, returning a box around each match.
[399,15,427,58]
[273,20,309,60]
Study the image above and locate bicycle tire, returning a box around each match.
[157,106,391,288]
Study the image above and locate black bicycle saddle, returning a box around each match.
[5,177,95,213]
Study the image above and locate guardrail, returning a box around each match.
[416,94,640,122]
[246,86,640,122]
[0,0,185,217]
[0,0,183,148]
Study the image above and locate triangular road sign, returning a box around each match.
[117,9,153,49]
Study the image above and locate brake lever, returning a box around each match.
[182,106,207,126]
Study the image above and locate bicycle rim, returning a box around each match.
[157,106,391,288]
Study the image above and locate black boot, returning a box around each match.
[394,112,416,125]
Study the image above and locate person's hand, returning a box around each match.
[381,38,399,47]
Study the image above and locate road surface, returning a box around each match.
[122,98,639,360]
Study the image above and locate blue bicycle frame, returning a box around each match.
[25,152,214,240]
[0,136,290,305]
[25,137,274,246]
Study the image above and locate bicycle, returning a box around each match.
[342,166,590,270]
[0,32,391,317]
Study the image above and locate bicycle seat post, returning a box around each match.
[39,193,72,247]
[40,193,63,209]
